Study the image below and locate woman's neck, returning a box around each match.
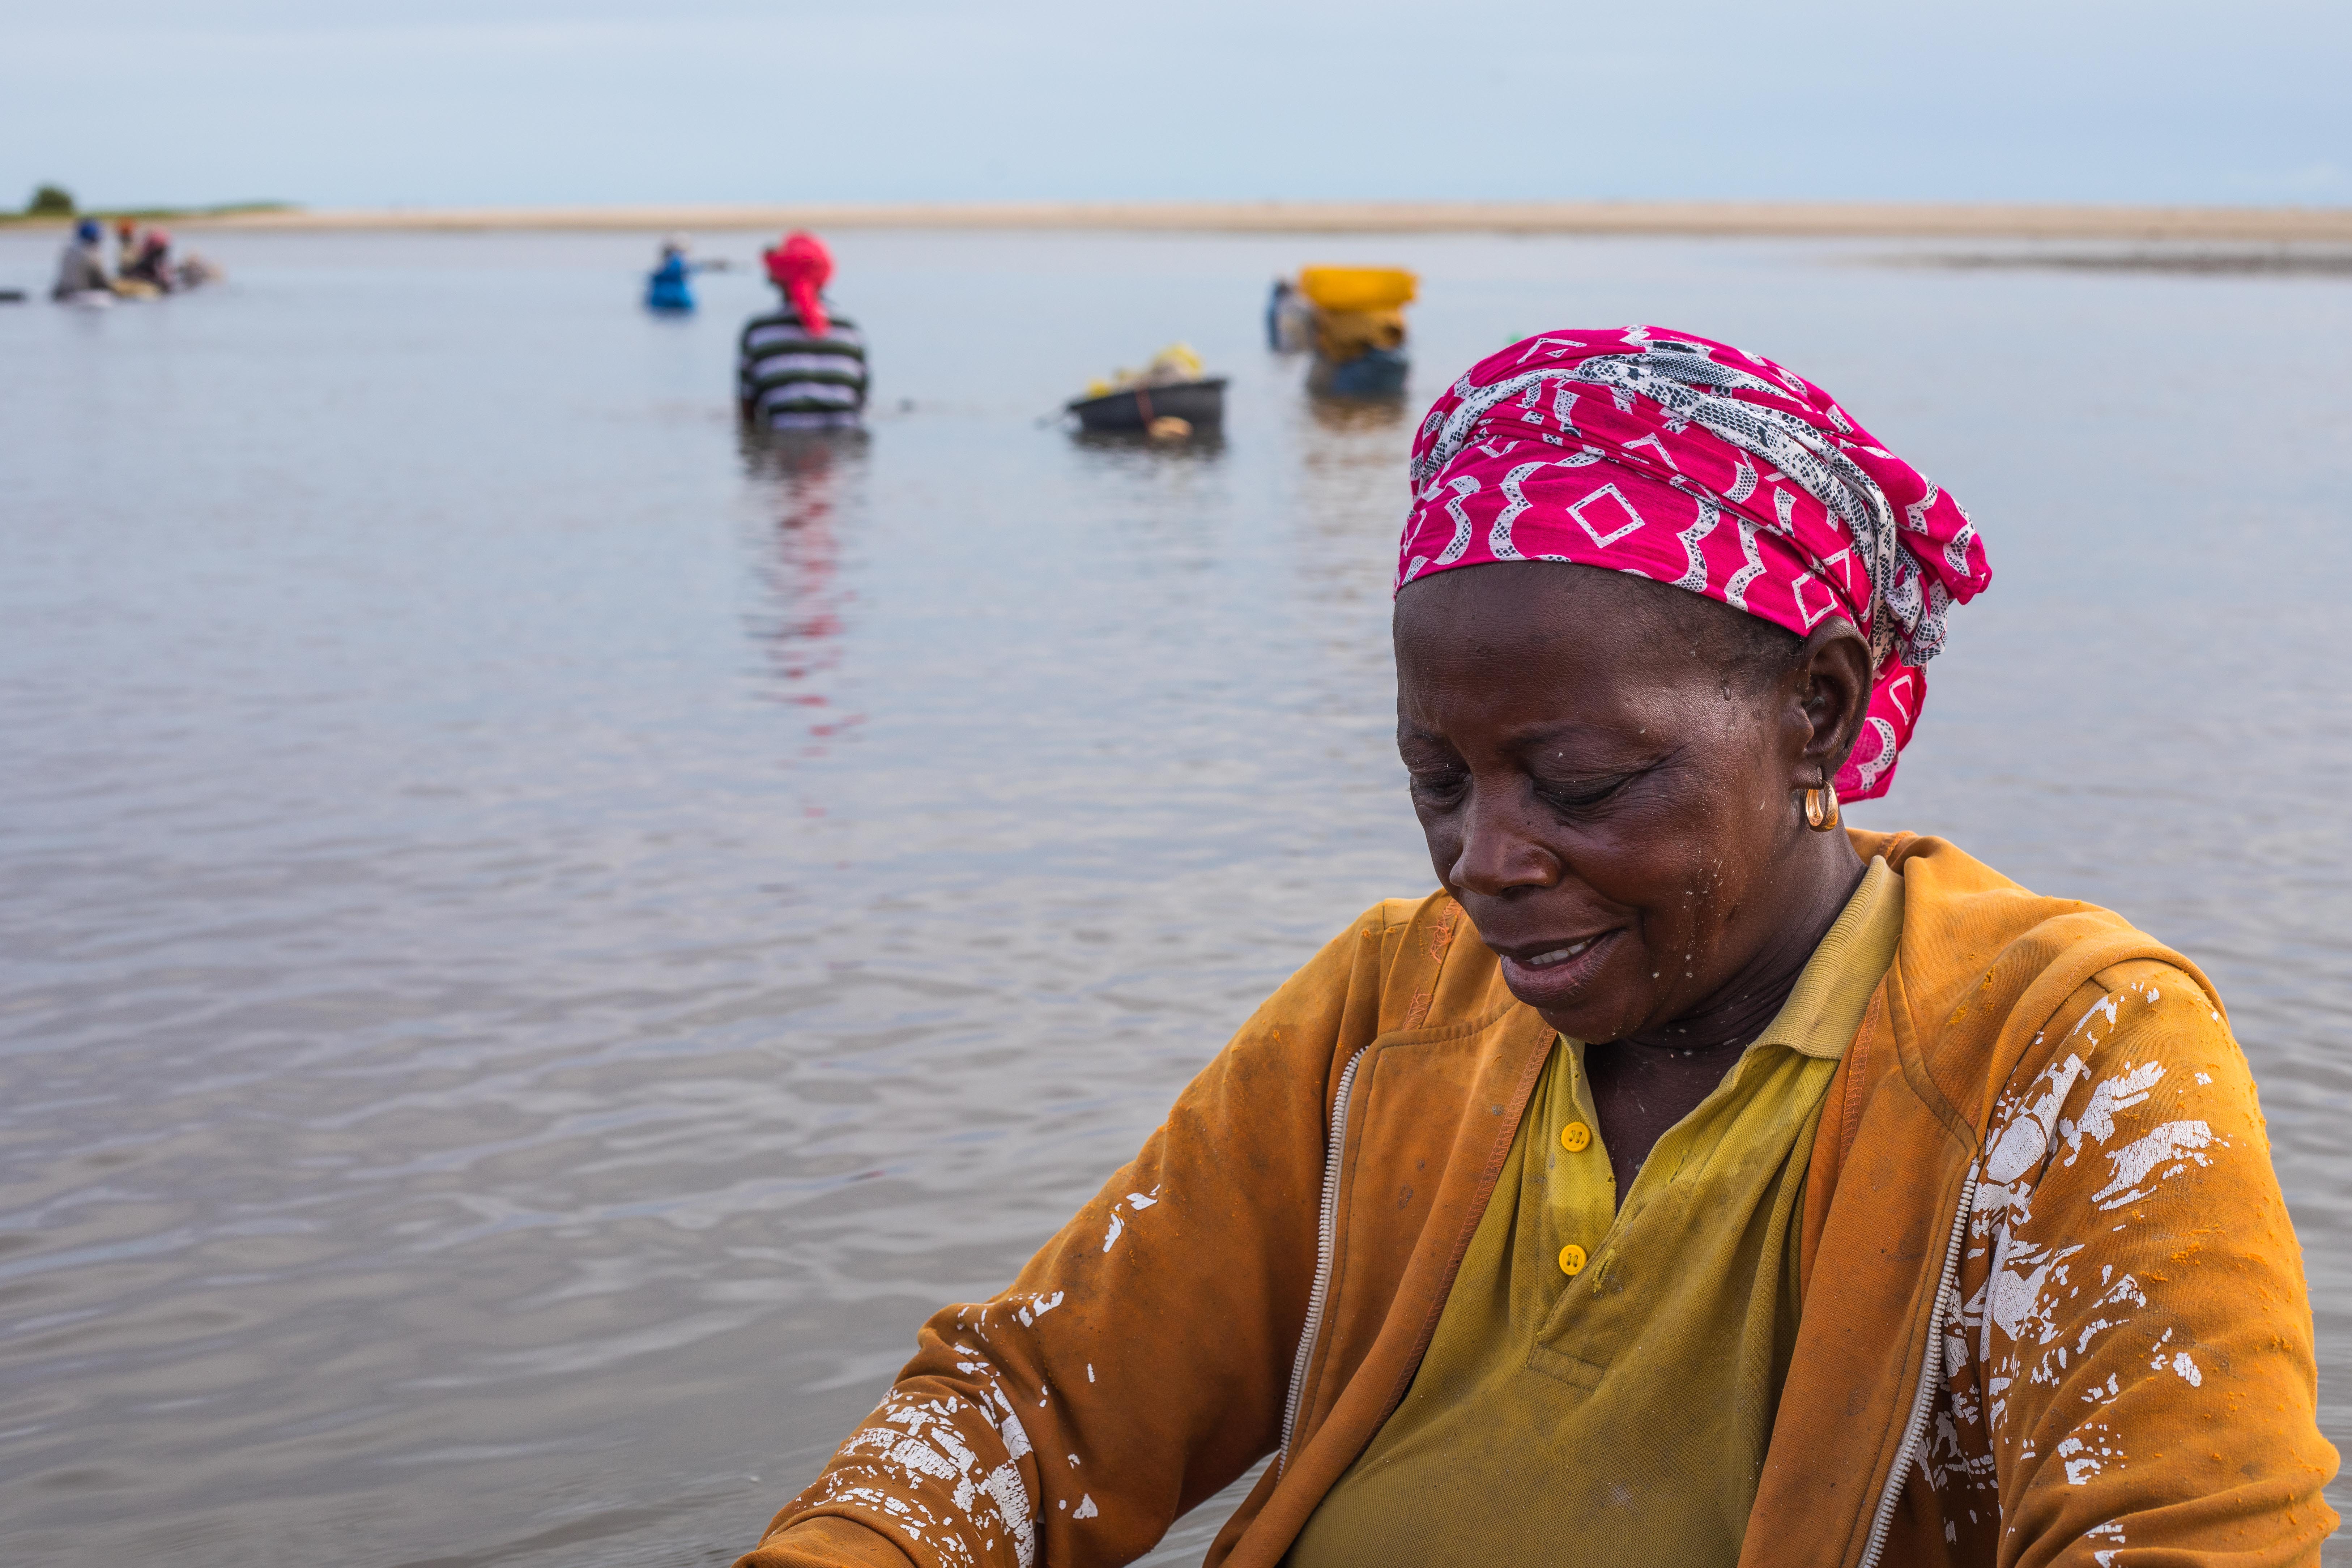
[1587,834,1866,1198]
[1623,834,1868,1058]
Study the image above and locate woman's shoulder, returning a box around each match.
[1986,956,2250,1179]
[1878,832,2211,989]
[1251,890,1450,1025]
[1867,831,2232,1135]
[1237,891,1512,1064]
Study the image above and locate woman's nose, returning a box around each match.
[1448,786,1560,898]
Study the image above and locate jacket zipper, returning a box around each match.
[1277,1043,1373,1473]
[1855,1159,1979,1568]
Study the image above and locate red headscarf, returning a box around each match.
[1397,327,1991,802]
[763,231,834,338]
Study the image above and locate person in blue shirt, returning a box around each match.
[645,235,707,313]
[52,219,114,301]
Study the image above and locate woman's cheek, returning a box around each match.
[1417,812,1459,866]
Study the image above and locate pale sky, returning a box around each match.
[4,0,2345,211]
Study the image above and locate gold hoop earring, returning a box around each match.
[1803,781,1841,832]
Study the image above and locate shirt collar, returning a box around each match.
[1749,855,1905,1062]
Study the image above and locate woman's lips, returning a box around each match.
[1495,929,1622,1006]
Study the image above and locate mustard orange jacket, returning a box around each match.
[743,832,2339,1568]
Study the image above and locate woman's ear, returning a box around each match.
[1789,619,1875,787]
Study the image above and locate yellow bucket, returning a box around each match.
[1297,266,1418,312]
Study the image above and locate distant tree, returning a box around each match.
[27,184,76,216]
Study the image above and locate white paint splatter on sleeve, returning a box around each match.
[1987,1054,2087,1185]
[2092,1121,2220,1210]
[814,1388,1032,1568]
[2062,1060,2165,1161]
[1014,1289,1065,1328]
[2055,1424,2123,1485]
[990,1386,1033,1460]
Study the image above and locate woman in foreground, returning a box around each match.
[740,329,2337,1567]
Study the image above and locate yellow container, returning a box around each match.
[1298,265,1418,312]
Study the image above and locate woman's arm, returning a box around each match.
[1955,960,2338,1565]
[740,905,1418,1568]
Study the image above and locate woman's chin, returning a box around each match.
[1496,932,1639,1036]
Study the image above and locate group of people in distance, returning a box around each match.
[51,217,217,302]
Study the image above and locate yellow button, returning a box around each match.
[1559,1121,1592,1153]
[1558,1243,1587,1277]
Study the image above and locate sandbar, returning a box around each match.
[37,199,2352,243]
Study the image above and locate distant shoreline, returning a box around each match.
[0,202,294,229]
[9,200,2352,243]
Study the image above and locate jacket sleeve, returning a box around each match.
[737,903,1418,1568]
[1941,960,2340,1567]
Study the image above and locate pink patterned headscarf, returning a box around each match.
[1397,327,1991,801]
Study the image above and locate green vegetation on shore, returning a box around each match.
[8,184,297,227]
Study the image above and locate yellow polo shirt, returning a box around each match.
[1286,857,1904,1568]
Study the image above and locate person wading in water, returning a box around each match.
[738,231,868,432]
[733,328,2338,1568]
[51,218,114,300]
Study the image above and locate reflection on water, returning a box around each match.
[1302,390,1413,431]
[1066,427,1231,460]
[742,430,864,765]
[0,228,2345,1566]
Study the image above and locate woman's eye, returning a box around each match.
[1407,769,1468,803]
[1538,777,1626,812]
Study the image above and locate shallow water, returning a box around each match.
[1,227,2345,1565]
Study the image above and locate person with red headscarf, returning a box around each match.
[737,231,868,431]
[730,329,2335,1568]
[121,227,175,291]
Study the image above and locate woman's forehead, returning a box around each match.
[1395,562,1741,666]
